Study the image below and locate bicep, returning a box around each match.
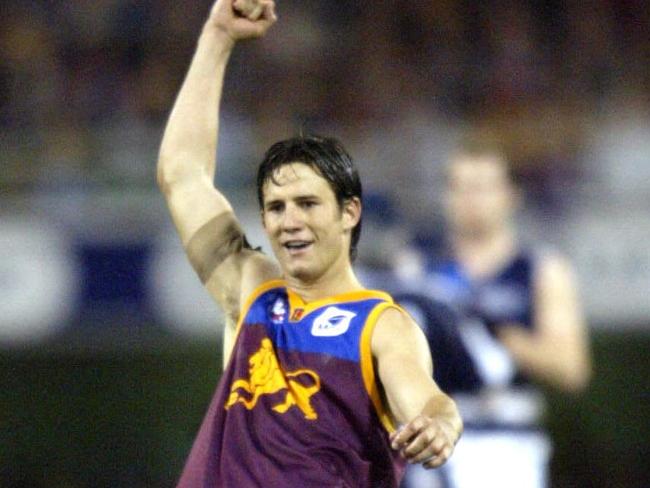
[372,307,440,424]
[164,177,280,318]
[163,176,234,245]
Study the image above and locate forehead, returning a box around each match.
[447,154,510,185]
[262,162,334,201]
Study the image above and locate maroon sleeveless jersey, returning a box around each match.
[176,280,406,487]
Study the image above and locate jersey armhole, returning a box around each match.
[359,301,405,434]
[233,279,285,339]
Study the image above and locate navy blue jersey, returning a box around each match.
[370,248,540,394]
[425,248,540,390]
[430,250,536,334]
[394,250,548,488]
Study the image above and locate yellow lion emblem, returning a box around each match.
[225,338,321,420]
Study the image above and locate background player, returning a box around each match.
[397,142,592,488]
[156,1,462,486]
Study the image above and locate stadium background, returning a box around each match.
[1,0,648,486]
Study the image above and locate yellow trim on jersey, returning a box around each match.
[234,279,286,337]
[360,301,403,434]
[286,288,393,322]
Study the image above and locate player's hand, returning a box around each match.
[207,0,277,44]
[233,0,266,20]
[390,414,459,469]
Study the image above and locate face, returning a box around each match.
[261,163,360,282]
[445,154,516,236]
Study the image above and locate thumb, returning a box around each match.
[261,0,277,22]
[230,0,276,38]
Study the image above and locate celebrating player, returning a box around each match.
[156,1,462,486]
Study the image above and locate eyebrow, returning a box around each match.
[263,199,283,209]
[295,194,321,202]
[263,194,321,207]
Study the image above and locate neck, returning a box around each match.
[284,261,364,302]
[452,225,516,278]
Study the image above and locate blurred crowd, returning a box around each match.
[1,0,649,220]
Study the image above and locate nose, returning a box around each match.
[281,203,304,232]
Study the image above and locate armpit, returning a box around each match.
[185,213,251,283]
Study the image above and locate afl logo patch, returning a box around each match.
[270,298,287,324]
[311,306,356,337]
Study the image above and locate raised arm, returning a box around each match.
[157,0,279,356]
[497,254,592,392]
[373,307,463,469]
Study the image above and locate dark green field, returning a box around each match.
[1,330,648,487]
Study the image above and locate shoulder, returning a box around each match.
[530,248,577,286]
[508,244,575,285]
[519,247,581,308]
[520,242,568,271]
[371,305,425,351]
[241,248,281,282]
[375,304,413,327]
[370,303,433,373]
[239,252,282,301]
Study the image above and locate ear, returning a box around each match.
[342,197,361,232]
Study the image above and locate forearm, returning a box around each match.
[421,392,463,441]
[157,26,233,188]
[375,308,461,467]
[500,328,591,392]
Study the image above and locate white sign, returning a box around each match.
[0,218,77,343]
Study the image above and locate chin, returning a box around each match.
[286,267,315,282]
[284,263,322,283]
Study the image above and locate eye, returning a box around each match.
[300,200,318,209]
[266,202,284,213]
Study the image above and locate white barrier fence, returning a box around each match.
[0,195,648,344]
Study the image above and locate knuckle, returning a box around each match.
[406,439,421,455]
[405,422,418,433]
[422,430,434,444]
[423,457,438,469]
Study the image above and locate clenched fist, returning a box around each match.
[207,0,277,43]
[233,0,266,20]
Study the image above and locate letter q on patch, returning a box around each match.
[311,307,356,337]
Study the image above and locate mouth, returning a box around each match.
[282,240,313,255]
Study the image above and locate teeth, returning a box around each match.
[285,242,309,249]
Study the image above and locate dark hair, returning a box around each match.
[256,135,363,261]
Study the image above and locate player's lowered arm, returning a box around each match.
[497,255,592,393]
[373,307,462,469]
